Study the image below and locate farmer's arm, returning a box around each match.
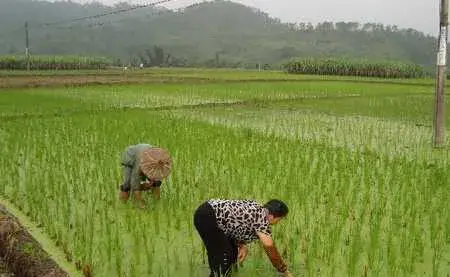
[152,187,161,200]
[130,163,145,208]
[133,191,145,208]
[150,180,162,200]
[256,231,290,275]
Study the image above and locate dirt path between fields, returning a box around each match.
[0,73,437,89]
[0,204,70,277]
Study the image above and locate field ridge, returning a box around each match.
[0,198,82,277]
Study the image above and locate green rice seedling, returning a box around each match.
[1,72,449,277]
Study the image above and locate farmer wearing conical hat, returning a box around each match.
[193,199,292,277]
[119,143,172,208]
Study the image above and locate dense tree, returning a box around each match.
[0,0,439,69]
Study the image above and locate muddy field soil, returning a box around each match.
[0,205,69,277]
[0,257,14,277]
[0,73,214,88]
[0,75,158,88]
[0,74,288,89]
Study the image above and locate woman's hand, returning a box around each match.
[256,231,289,273]
[133,191,146,209]
[141,180,153,191]
[238,244,248,264]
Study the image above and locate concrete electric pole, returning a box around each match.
[25,21,30,71]
[433,0,449,147]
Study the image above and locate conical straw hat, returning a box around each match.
[140,147,172,180]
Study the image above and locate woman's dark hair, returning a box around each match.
[264,199,289,218]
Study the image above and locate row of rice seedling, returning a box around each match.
[1,76,449,276]
[172,106,450,163]
[1,105,448,277]
[283,58,426,78]
[0,55,112,70]
[3,79,431,119]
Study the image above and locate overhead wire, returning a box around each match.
[51,5,169,31]
[0,0,183,49]
[0,0,181,36]
[35,0,176,28]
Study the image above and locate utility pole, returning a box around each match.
[25,21,30,71]
[433,0,448,147]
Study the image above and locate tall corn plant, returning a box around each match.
[283,58,426,79]
[0,55,112,70]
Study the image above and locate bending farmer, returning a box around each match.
[119,143,172,208]
[193,199,292,277]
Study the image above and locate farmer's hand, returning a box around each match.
[119,191,130,202]
[152,187,161,200]
[134,191,146,209]
[141,181,153,191]
[238,244,248,264]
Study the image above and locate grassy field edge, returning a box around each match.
[0,196,83,277]
[1,68,448,89]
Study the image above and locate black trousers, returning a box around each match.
[194,202,238,277]
[120,165,132,192]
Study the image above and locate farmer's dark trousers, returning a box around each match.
[194,202,238,277]
[120,165,132,192]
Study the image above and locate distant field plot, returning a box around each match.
[0,77,437,115]
[169,95,450,161]
[0,70,448,277]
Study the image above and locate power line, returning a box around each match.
[0,0,180,59]
[36,0,176,28]
[52,7,168,31]
[0,0,178,38]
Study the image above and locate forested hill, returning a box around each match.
[0,0,438,68]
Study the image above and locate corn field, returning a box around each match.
[283,58,426,78]
[0,55,112,70]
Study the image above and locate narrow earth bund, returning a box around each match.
[0,204,69,277]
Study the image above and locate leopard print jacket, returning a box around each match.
[207,199,271,243]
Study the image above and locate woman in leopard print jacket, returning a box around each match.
[193,198,292,277]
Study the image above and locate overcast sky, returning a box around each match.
[66,0,439,36]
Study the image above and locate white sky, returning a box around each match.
[59,0,439,35]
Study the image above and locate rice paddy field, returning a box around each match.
[0,68,449,277]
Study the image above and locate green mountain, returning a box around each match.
[0,0,439,68]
